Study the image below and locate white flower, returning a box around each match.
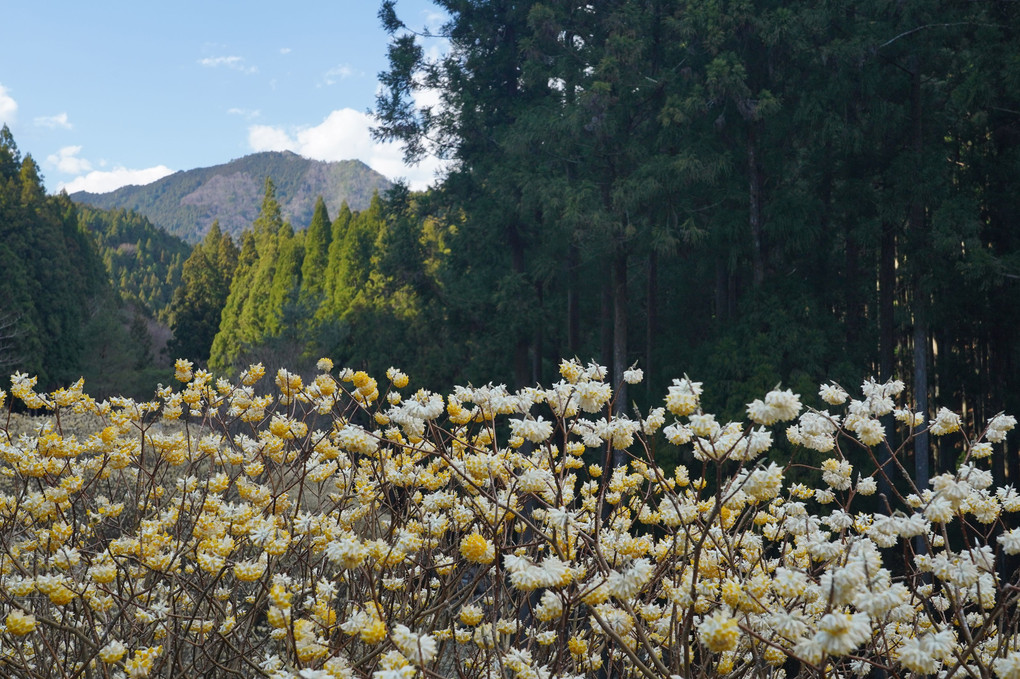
[742,462,784,501]
[994,652,1020,679]
[855,418,885,446]
[607,558,654,599]
[999,528,1020,555]
[623,366,644,384]
[509,416,554,443]
[765,388,802,421]
[813,612,871,656]
[819,382,848,405]
[924,497,955,523]
[663,422,692,445]
[772,567,808,599]
[930,407,962,435]
[535,630,557,645]
[856,475,877,495]
[897,636,939,674]
[391,624,438,665]
[300,670,334,679]
[987,413,1017,443]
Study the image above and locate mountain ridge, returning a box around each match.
[71,151,393,243]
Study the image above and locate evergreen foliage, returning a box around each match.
[166,222,239,364]
[0,125,155,396]
[370,0,1020,475]
[76,205,190,321]
[210,179,306,373]
[298,196,332,310]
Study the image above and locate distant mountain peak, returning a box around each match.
[71,152,393,243]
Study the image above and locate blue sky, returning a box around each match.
[0,1,447,193]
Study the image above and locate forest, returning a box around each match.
[2,0,1020,485]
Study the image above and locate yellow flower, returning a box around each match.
[174,358,194,383]
[269,415,307,440]
[387,367,409,388]
[124,645,162,678]
[460,533,495,565]
[5,609,36,636]
[48,584,76,606]
[360,617,387,644]
[267,606,290,629]
[89,560,118,584]
[269,582,292,608]
[233,559,266,582]
[699,610,739,653]
[99,640,127,663]
[568,636,588,657]
[241,363,265,385]
[460,604,484,626]
[313,601,337,627]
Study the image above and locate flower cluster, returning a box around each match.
[0,359,1018,679]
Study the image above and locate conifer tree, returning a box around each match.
[267,221,303,339]
[299,196,331,306]
[209,230,258,372]
[238,180,285,340]
[0,126,118,387]
[167,222,238,364]
[330,192,384,317]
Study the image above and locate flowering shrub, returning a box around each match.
[1,357,1019,678]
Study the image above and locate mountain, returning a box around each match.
[70,151,393,243]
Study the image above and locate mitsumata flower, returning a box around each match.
[0,360,1016,679]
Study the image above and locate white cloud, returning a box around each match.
[248,124,294,152]
[34,112,72,129]
[279,47,292,55]
[59,165,175,194]
[321,64,353,86]
[423,11,448,34]
[412,84,442,111]
[0,84,17,125]
[198,56,257,74]
[227,107,261,120]
[247,108,447,191]
[47,146,93,174]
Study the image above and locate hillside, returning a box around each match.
[70,151,393,243]
[76,205,191,321]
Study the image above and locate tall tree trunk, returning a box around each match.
[533,283,544,385]
[878,219,897,500]
[566,242,580,356]
[600,277,612,371]
[612,247,629,467]
[879,222,896,381]
[646,250,657,396]
[748,122,765,287]
[612,248,629,395]
[844,228,862,350]
[909,59,930,507]
[510,224,529,388]
[913,320,930,491]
